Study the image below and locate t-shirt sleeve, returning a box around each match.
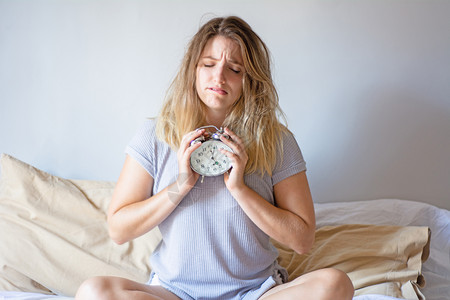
[125,119,157,178]
[271,131,307,186]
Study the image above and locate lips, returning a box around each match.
[209,87,228,95]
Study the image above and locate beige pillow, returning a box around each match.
[273,224,430,300]
[0,154,162,296]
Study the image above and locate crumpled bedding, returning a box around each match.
[1,154,449,300]
[274,224,430,299]
[315,199,450,300]
[0,292,409,300]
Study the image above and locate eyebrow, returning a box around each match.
[201,56,243,66]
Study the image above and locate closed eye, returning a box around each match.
[201,62,241,74]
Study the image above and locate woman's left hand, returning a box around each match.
[220,127,248,192]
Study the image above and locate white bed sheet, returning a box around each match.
[1,199,448,300]
[0,291,407,300]
[0,292,71,300]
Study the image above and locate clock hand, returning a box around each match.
[210,148,217,161]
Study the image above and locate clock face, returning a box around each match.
[190,140,233,176]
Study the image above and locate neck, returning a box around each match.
[205,111,226,128]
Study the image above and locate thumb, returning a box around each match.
[223,170,230,182]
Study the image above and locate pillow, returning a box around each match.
[273,224,430,300]
[0,154,162,296]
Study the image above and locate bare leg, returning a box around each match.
[259,268,354,300]
[75,276,181,300]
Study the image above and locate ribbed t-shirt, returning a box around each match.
[125,119,307,300]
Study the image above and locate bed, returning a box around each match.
[0,153,449,300]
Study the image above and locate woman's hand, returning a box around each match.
[220,127,248,192]
[175,129,205,194]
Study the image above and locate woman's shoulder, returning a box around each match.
[275,126,305,163]
[277,124,298,146]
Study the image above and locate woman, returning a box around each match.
[76,16,354,300]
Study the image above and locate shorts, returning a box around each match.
[148,272,162,286]
[147,269,285,299]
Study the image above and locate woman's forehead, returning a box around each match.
[200,36,243,64]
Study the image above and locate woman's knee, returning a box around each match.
[75,276,115,300]
[319,268,354,299]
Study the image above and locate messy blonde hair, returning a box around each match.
[156,16,288,175]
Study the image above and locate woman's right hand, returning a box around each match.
[173,129,205,197]
[107,129,206,244]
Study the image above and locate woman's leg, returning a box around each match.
[259,268,354,300]
[75,276,181,300]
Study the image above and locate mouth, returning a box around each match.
[209,87,228,95]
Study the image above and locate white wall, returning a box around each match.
[1,0,449,210]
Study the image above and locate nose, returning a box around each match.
[213,63,226,84]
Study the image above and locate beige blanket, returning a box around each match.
[274,224,430,299]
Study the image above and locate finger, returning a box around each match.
[179,141,202,169]
[219,142,248,173]
[219,147,233,159]
[223,128,246,151]
[186,128,206,142]
[223,128,243,144]
[223,170,230,181]
[220,135,245,158]
[219,148,243,167]
[180,129,205,151]
[184,140,202,158]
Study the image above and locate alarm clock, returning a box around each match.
[189,125,234,177]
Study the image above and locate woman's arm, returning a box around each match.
[220,128,315,254]
[107,129,204,245]
[227,172,315,255]
[273,171,315,252]
[107,156,178,244]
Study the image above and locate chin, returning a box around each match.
[203,100,231,112]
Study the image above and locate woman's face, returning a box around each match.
[196,35,244,123]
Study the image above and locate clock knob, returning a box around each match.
[211,131,229,141]
[190,135,205,146]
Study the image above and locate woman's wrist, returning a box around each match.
[228,182,251,200]
[166,173,197,204]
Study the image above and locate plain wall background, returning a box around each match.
[1,0,449,210]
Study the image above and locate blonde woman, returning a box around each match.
[76,16,354,300]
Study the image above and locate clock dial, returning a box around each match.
[190,140,233,176]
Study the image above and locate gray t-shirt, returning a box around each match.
[126,119,307,300]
